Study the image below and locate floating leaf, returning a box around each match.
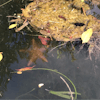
[17,71,22,74]
[9,24,17,29]
[81,0,84,2]
[81,28,93,43]
[0,52,3,61]
[16,65,35,72]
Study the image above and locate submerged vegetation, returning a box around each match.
[12,67,81,100]
[0,0,100,99]
[7,0,100,60]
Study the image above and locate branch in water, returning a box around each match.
[15,21,29,32]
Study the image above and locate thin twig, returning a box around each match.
[0,0,12,7]
[60,76,73,100]
[21,31,43,37]
[95,44,100,51]
[15,21,29,32]
[6,16,18,18]
[48,42,67,53]
[15,88,35,99]
[76,43,85,54]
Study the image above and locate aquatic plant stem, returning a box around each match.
[60,76,73,100]
[31,68,77,99]
[15,88,35,99]
[0,0,12,7]
[48,42,67,53]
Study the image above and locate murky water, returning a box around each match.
[0,0,100,99]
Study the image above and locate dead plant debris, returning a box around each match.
[8,0,100,60]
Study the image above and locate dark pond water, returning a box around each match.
[0,0,100,99]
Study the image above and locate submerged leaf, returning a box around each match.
[49,90,73,99]
[46,90,81,99]
[9,24,17,29]
[81,28,93,43]
[49,91,81,95]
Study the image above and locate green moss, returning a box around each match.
[21,0,100,41]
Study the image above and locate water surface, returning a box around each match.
[0,0,100,99]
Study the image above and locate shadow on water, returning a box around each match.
[0,0,100,99]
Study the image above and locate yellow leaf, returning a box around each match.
[9,24,17,29]
[81,0,84,2]
[81,28,93,43]
[0,52,3,61]
[17,71,22,74]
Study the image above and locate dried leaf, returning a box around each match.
[38,36,50,45]
[16,65,35,72]
[9,24,17,29]
[0,52,3,61]
[81,28,93,43]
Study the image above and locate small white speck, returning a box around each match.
[38,83,44,88]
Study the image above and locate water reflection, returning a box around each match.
[0,0,100,99]
[0,33,31,98]
[0,31,76,98]
[19,38,48,66]
[0,63,12,98]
